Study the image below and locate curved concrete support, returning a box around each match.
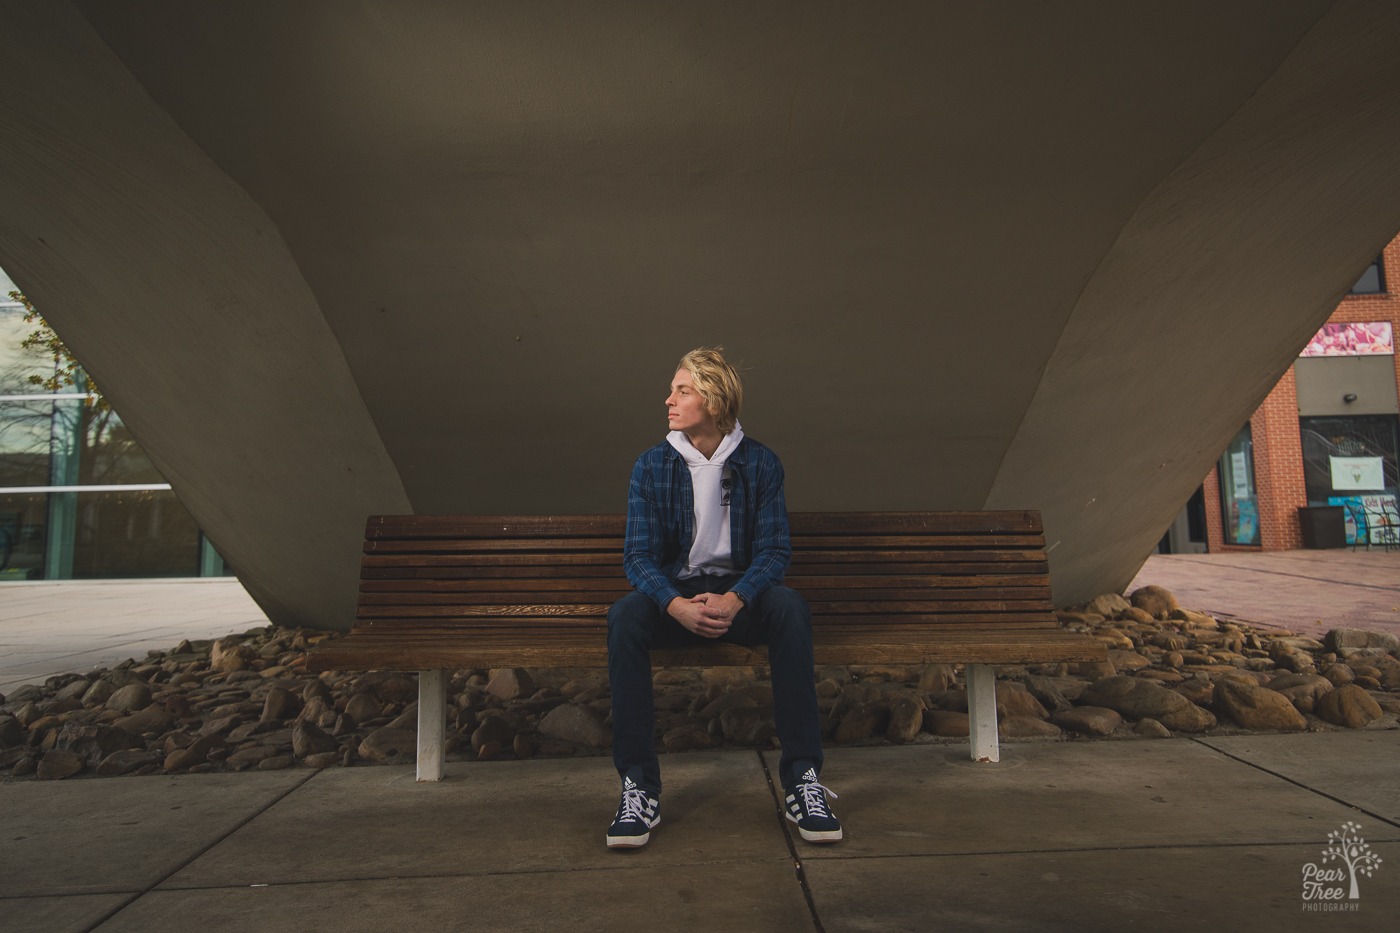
[2,2,1399,626]
[0,3,411,628]
[987,1,1400,604]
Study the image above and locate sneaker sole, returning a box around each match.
[785,813,842,843]
[607,819,659,849]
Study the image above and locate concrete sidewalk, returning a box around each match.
[3,556,1399,931]
[2,736,1397,931]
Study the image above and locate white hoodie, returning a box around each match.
[668,421,745,579]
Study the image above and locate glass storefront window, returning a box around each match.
[1218,423,1260,545]
[0,489,205,580]
[1,273,229,580]
[1301,414,1400,545]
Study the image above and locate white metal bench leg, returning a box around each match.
[967,663,999,763]
[417,669,446,782]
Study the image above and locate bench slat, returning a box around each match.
[365,511,1043,539]
[353,575,1049,596]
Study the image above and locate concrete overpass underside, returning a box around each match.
[2,1,1399,630]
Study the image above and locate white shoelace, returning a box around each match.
[796,780,838,818]
[617,787,653,824]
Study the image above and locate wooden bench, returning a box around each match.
[307,510,1106,780]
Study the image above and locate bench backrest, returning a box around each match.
[358,511,1055,635]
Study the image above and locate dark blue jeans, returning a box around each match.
[607,573,824,792]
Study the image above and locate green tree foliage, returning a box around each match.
[8,289,107,410]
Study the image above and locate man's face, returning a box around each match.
[666,368,717,436]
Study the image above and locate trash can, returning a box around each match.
[1297,506,1346,549]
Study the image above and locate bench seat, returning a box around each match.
[308,510,1106,779]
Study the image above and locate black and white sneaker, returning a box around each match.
[606,770,660,849]
[784,765,842,843]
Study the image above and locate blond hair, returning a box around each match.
[677,346,743,435]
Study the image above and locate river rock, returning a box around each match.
[1020,676,1074,714]
[257,755,293,771]
[1078,676,1215,732]
[538,703,610,747]
[999,716,1061,738]
[95,748,163,776]
[1107,649,1152,672]
[260,686,299,723]
[486,668,535,701]
[164,735,223,771]
[886,695,925,743]
[0,715,23,748]
[1267,673,1333,712]
[358,727,418,763]
[1213,680,1306,731]
[1051,706,1122,736]
[1314,684,1383,728]
[114,705,175,736]
[996,683,1049,720]
[210,637,254,673]
[923,710,970,737]
[226,745,278,770]
[37,748,84,780]
[1084,593,1131,618]
[292,721,338,758]
[1324,628,1400,656]
[54,722,143,766]
[663,723,719,752]
[80,679,117,707]
[1134,718,1172,738]
[105,683,153,714]
[1320,664,1355,687]
[918,664,957,693]
[833,704,889,743]
[343,692,382,724]
[55,678,93,701]
[470,715,515,753]
[1129,585,1178,619]
[304,751,340,769]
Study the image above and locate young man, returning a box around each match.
[605,347,840,849]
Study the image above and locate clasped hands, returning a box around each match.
[667,591,744,638]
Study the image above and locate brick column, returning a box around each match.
[1250,367,1307,549]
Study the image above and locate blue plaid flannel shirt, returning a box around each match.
[623,435,792,610]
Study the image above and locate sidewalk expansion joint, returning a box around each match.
[80,769,320,933]
[1191,738,1400,831]
[757,750,827,933]
[152,857,793,893]
[788,838,1400,864]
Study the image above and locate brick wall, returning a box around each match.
[1200,232,1400,552]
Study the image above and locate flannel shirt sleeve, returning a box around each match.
[728,451,792,605]
[623,455,683,611]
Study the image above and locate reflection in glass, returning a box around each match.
[0,399,52,486]
[1218,424,1260,546]
[0,303,76,395]
[0,490,205,579]
[0,492,46,580]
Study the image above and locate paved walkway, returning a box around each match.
[0,579,268,694]
[2,737,1397,931]
[1127,549,1400,639]
[2,554,1399,930]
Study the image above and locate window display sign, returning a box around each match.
[1299,322,1393,357]
[1329,494,1400,546]
[1330,456,1385,491]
